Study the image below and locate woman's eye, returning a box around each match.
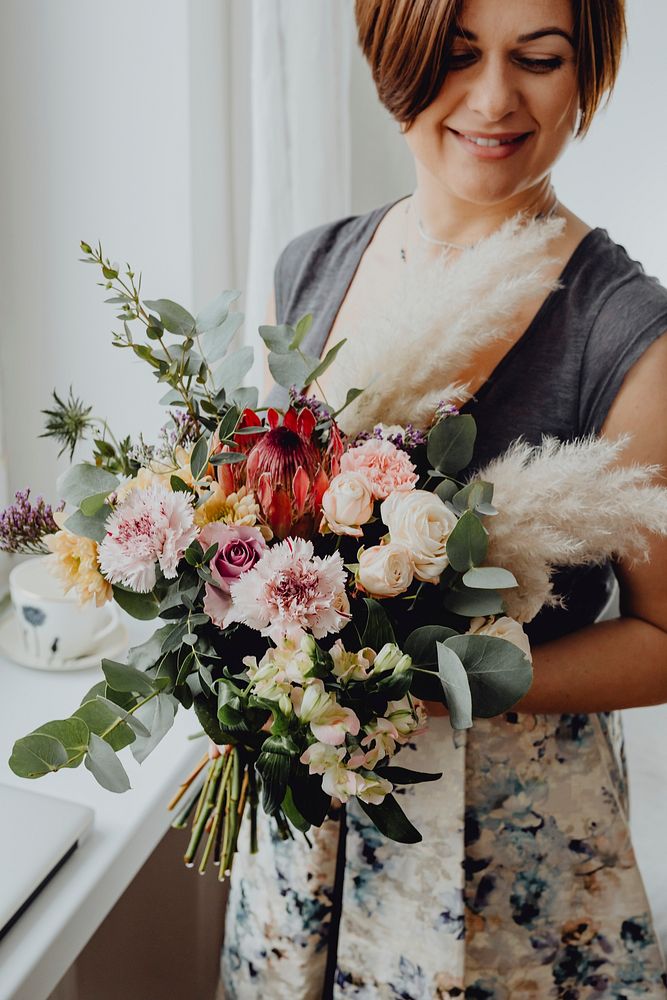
[516,56,565,73]
[448,51,477,69]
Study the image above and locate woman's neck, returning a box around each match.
[412,172,557,248]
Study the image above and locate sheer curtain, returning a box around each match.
[243,0,352,381]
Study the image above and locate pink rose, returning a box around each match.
[199,523,266,627]
[341,438,417,500]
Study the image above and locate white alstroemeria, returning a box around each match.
[244,639,314,716]
[356,716,402,769]
[371,642,412,677]
[330,640,376,682]
[300,741,346,775]
[292,679,361,746]
[354,771,393,805]
[386,697,428,741]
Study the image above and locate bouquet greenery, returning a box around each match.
[5,241,542,879]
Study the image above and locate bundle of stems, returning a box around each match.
[167,746,259,880]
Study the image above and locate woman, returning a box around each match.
[220,1,667,996]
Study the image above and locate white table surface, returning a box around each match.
[0,610,207,1000]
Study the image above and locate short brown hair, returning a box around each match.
[354,0,626,136]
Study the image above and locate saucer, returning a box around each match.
[0,608,129,672]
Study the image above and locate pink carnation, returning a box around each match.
[223,536,350,643]
[340,439,417,500]
[98,483,197,592]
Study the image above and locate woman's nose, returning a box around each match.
[465,56,520,122]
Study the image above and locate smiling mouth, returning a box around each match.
[449,128,532,148]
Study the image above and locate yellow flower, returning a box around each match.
[43,529,113,607]
[194,483,271,538]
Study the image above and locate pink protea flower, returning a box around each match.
[340,438,418,500]
[98,482,197,592]
[245,407,324,540]
[223,536,350,643]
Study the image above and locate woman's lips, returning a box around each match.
[448,127,533,160]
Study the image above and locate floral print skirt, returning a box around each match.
[220,710,667,999]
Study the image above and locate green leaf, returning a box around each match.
[212,346,254,395]
[144,299,195,337]
[434,479,459,503]
[305,339,346,385]
[375,766,442,784]
[63,506,109,543]
[9,733,69,778]
[230,386,259,411]
[259,323,294,354]
[73,699,135,752]
[159,389,185,406]
[199,312,244,363]
[29,718,90,769]
[101,658,156,695]
[290,767,332,826]
[129,693,177,763]
[189,434,210,480]
[268,350,319,390]
[446,509,488,572]
[94,695,151,737]
[462,567,518,589]
[436,641,473,729]
[404,624,458,669]
[443,633,533,717]
[195,289,241,334]
[79,492,111,517]
[452,480,494,513]
[443,587,504,617]
[84,732,131,792]
[193,692,230,745]
[357,793,422,844]
[111,585,160,620]
[427,414,477,476]
[125,625,173,670]
[281,786,310,833]
[290,313,313,350]
[361,598,395,650]
[333,387,364,417]
[208,451,246,466]
[56,463,119,508]
[256,746,294,816]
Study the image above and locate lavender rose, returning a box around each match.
[198,523,266,627]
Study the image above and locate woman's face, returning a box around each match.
[402,0,579,206]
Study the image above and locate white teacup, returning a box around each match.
[9,555,118,666]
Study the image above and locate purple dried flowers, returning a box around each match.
[0,489,65,555]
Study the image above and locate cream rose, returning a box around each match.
[321,471,374,537]
[357,542,414,598]
[380,489,458,583]
[468,615,532,662]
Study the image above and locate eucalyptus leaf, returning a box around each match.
[129,693,177,763]
[195,289,241,334]
[290,313,313,350]
[446,509,488,572]
[443,587,505,617]
[94,695,151,737]
[73,698,135,752]
[452,480,494,512]
[259,324,294,354]
[64,506,109,543]
[9,733,69,778]
[101,658,156,695]
[427,414,477,476]
[404,625,458,669]
[462,567,518,590]
[79,492,111,517]
[216,405,241,443]
[436,642,473,729]
[434,479,459,503]
[333,387,364,417]
[144,299,195,337]
[230,386,259,411]
[199,312,244,363]
[30,718,90,769]
[443,633,533,717]
[357,794,422,844]
[189,434,210,480]
[212,346,254,394]
[56,463,119,508]
[84,732,131,792]
[268,350,318,390]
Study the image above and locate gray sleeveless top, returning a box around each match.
[270,195,667,646]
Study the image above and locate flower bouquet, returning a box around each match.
[6,235,667,881]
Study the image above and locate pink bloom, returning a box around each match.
[223,536,350,643]
[292,680,360,746]
[198,523,266,628]
[341,438,417,500]
[98,483,197,592]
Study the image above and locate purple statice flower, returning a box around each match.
[350,423,427,453]
[435,400,460,420]
[155,409,201,461]
[287,386,333,424]
[0,489,66,555]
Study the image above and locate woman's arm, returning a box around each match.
[513,330,667,714]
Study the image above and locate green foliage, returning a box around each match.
[84,732,131,792]
[144,299,195,337]
[357,793,422,844]
[442,633,533,717]
[446,509,489,572]
[436,642,473,729]
[361,598,395,650]
[427,414,477,476]
[56,463,119,509]
[111,585,160,620]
